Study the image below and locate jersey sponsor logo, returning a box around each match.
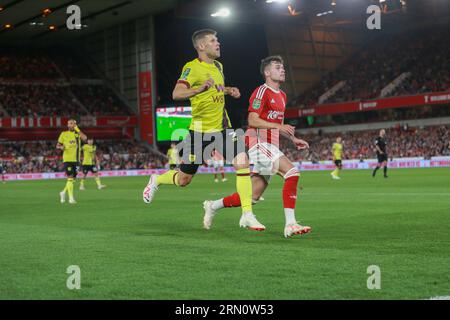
[212,95,224,103]
[180,68,191,80]
[267,110,284,120]
[252,99,261,110]
[215,84,225,92]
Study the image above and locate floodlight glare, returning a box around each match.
[211,8,230,18]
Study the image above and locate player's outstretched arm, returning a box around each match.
[172,77,214,101]
[248,112,295,135]
[291,136,309,150]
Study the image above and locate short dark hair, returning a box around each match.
[192,29,217,49]
[260,55,284,78]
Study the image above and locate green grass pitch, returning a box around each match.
[0,168,449,299]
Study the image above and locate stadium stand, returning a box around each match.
[0,48,132,116]
[281,125,450,163]
[71,85,131,116]
[290,29,450,108]
[296,104,450,128]
[0,48,60,79]
[0,28,449,173]
[0,140,166,173]
[0,84,84,117]
[1,125,449,173]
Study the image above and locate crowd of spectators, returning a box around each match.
[0,49,59,79]
[282,125,450,163]
[0,49,131,116]
[1,126,449,173]
[388,35,450,97]
[0,140,166,174]
[0,84,84,117]
[290,29,449,108]
[71,85,131,116]
[49,48,98,79]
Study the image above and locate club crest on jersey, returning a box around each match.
[181,68,191,80]
[252,99,261,110]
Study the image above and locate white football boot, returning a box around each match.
[143,174,159,204]
[284,223,312,238]
[69,198,77,204]
[59,191,66,203]
[202,200,217,230]
[239,213,266,231]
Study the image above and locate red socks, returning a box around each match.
[223,167,299,209]
[223,192,241,207]
[283,169,299,209]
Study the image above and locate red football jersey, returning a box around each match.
[246,84,286,148]
[212,149,224,161]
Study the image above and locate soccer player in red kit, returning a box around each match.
[211,149,227,182]
[203,55,312,238]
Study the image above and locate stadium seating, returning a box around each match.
[290,30,450,108]
[0,140,166,173]
[0,84,84,117]
[281,125,450,163]
[0,49,60,79]
[71,85,131,116]
[0,49,131,116]
[1,126,449,173]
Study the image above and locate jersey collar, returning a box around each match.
[264,83,280,93]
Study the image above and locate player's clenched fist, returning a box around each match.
[226,87,241,98]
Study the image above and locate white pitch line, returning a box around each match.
[427,296,450,300]
[299,193,450,196]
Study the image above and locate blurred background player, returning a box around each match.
[166,143,179,170]
[212,148,227,182]
[143,29,264,231]
[373,129,388,178]
[203,55,311,238]
[331,137,343,180]
[57,119,87,204]
[80,139,106,191]
[0,160,5,183]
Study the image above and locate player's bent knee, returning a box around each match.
[178,175,192,187]
[284,167,300,180]
[232,152,249,170]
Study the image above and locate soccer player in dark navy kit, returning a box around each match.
[372,129,388,178]
[0,160,5,183]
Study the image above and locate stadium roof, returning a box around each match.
[0,0,178,43]
[0,0,449,44]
